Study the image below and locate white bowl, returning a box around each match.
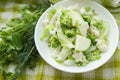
[34,0,119,73]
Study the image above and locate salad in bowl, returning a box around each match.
[40,6,109,66]
[35,0,118,73]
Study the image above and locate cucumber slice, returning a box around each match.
[75,35,91,51]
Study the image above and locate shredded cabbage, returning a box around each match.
[57,29,74,48]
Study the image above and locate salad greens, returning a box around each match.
[48,35,61,48]
[0,0,119,79]
[41,6,109,66]
[0,0,51,80]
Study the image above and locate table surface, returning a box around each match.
[0,0,120,80]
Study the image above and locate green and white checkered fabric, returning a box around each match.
[0,0,120,80]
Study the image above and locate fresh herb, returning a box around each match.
[0,0,50,80]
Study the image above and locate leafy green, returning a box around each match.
[40,24,55,40]
[64,28,76,38]
[85,49,101,61]
[85,7,92,12]
[91,20,103,29]
[82,14,92,24]
[0,0,50,80]
[57,29,74,48]
[67,54,74,60]
[91,19,109,38]
[48,35,61,48]
[48,9,57,19]
[87,31,96,45]
[60,10,72,28]
[60,10,77,38]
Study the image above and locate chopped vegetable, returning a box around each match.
[64,28,76,38]
[72,52,88,63]
[76,21,89,37]
[41,6,109,66]
[57,29,74,48]
[75,35,91,51]
[68,10,84,26]
[85,49,101,61]
[40,24,55,40]
[48,35,61,48]
[60,10,72,28]
[56,47,71,61]
[48,9,57,19]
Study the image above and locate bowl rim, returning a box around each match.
[34,0,119,73]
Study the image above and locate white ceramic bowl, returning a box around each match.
[34,0,119,73]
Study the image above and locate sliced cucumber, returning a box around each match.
[75,35,91,51]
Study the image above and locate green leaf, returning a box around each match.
[0,1,51,79]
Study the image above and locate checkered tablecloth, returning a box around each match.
[0,0,120,80]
